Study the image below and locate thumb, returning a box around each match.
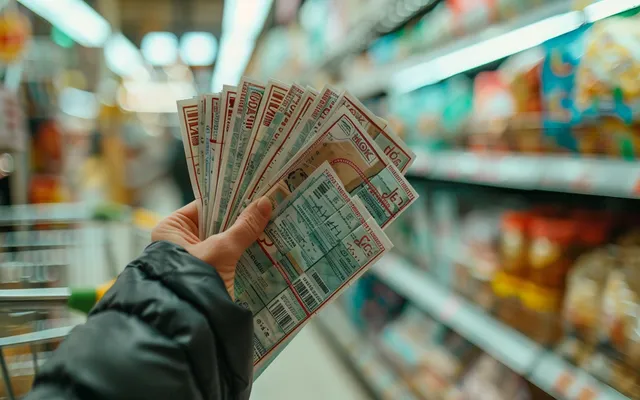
[221,196,272,252]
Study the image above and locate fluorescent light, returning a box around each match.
[141,32,178,66]
[211,0,274,91]
[18,0,111,47]
[118,81,197,113]
[222,0,273,41]
[59,87,98,119]
[104,33,147,78]
[393,11,583,93]
[585,0,640,22]
[180,32,218,66]
[211,39,254,91]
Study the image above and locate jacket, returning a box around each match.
[25,241,254,400]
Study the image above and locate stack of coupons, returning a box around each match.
[177,77,418,374]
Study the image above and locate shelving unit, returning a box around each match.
[335,0,640,99]
[407,150,640,199]
[370,253,629,400]
[300,0,439,85]
[316,302,419,400]
[343,0,575,98]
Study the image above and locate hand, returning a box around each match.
[151,197,272,298]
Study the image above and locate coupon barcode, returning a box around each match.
[253,335,266,357]
[268,299,295,332]
[294,276,322,311]
[254,258,270,275]
[310,270,330,295]
[313,181,331,199]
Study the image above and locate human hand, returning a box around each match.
[151,197,272,298]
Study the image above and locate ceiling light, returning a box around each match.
[211,38,254,92]
[118,81,197,113]
[180,32,218,66]
[211,0,274,91]
[18,0,111,47]
[104,33,147,78]
[59,87,98,119]
[141,32,178,66]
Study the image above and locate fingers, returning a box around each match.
[220,197,272,252]
[175,201,200,226]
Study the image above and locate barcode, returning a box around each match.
[254,259,269,275]
[313,181,331,199]
[253,335,266,359]
[268,299,295,332]
[294,276,321,311]
[310,270,330,295]
[243,251,269,275]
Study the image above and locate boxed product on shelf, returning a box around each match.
[376,305,482,400]
[343,274,408,334]
[457,354,536,400]
[453,206,503,310]
[384,183,434,270]
[386,76,473,152]
[541,11,640,160]
[561,242,640,398]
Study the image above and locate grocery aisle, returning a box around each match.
[252,321,372,400]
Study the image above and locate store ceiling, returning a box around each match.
[118,0,225,46]
[24,0,225,46]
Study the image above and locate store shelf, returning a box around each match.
[371,253,630,400]
[339,0,573,97]
[531,353,629,400]
[339,0,639,98]
[316,303,419,400]
[407,150,640,199]
[301,0,438,86]
[0,203,92,224]
[372,253,541,375]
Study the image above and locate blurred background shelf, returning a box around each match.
[300,0,440,89]
[408,150,640,199]
[316,303,419,400]
[340,0,576,98]
[371,253,631,400]
[531,353,629,400]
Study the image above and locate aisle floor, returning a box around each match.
[252,322,372,400]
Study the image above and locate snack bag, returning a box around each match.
[574,17,640,124]
[563,249,613,342]
[599,258,640,366]
[541,26,587,152]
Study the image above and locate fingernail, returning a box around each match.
[256,196,272,218]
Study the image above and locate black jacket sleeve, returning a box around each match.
[25,241,254,400]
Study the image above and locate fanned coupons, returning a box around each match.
[177,77,418,375]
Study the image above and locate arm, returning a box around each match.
[25,198,272,400]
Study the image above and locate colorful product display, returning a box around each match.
[559,231,640,398]
[388,180,640,396]
[378,11,640,160]
[336,277,555,400]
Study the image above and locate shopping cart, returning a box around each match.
[0,203,158,399]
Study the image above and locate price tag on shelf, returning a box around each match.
[576,386,598,400]
[569,370,601,400]
[554,371,576,398]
